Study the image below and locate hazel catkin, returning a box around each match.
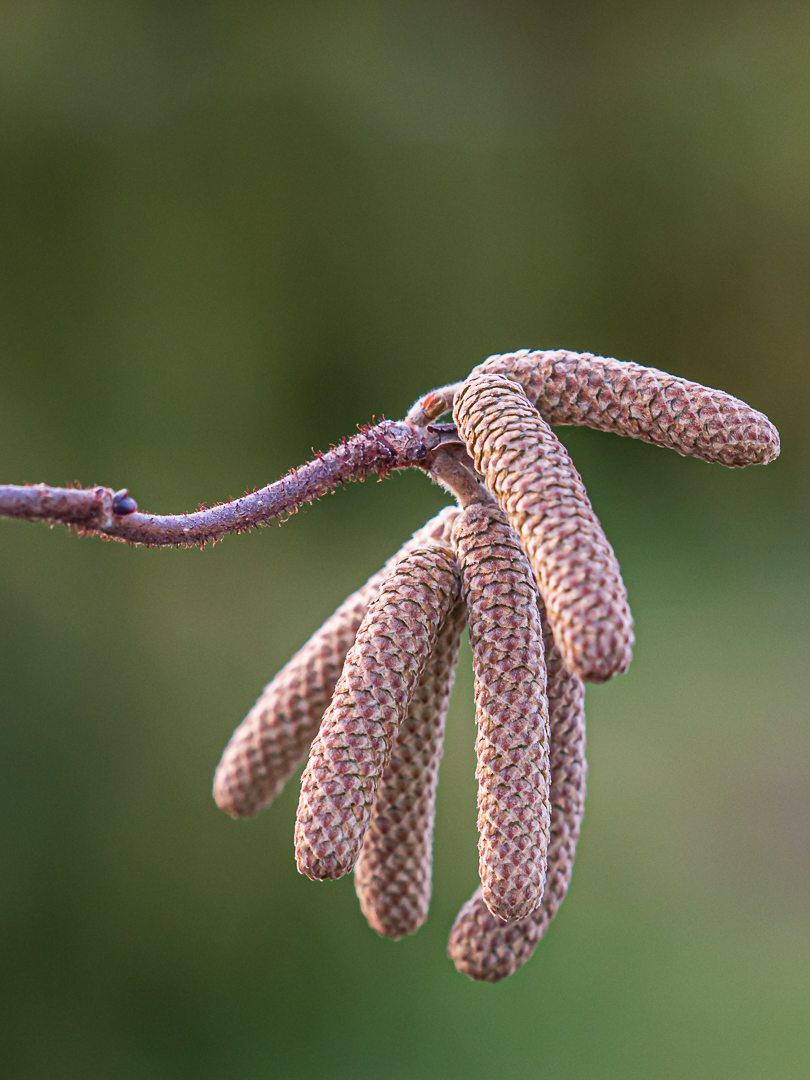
[454,372,634,683]
[353,599,466,939]
[473,349,780,468]
[294,545,460,881]
[452,503,551,923]
[212,507,459,818]
[448,602,587,981]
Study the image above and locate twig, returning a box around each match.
[0,419,443,548]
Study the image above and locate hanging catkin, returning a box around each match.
[354,599,466,939]
[454,372,634,684]
[213,507,459,818]
[473,349,780,468]
[452,503,551,923]
[294,545,460,881]
[448,603,587,981]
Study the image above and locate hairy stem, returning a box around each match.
[0,419,442,548]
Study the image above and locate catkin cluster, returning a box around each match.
[213,349,779,982]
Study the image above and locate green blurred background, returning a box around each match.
[0,2,807,1077]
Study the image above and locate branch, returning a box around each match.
[0,419,442,548]
[2,351,779,549]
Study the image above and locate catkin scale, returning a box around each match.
[452,504,551,923]
[448,604,587,982]
[474,349,780,467]
[455,373,634,683]
[354,600,466,939]
[213,507,459,818]
[294,545,460,881]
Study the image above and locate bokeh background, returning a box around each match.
[0,2,808,1077]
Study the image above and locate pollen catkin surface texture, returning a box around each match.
[452,504,551,923]
[474,349,780,467]
[354,599,466,939]
[448,604,587,981]
[454,373,634,683]
[294,545,460,881]
[212,507,459,818]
